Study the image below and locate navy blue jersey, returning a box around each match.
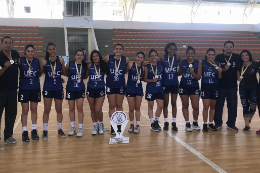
[43,57,63,90]
[202,60,219,84]
[146,62,163,93]
[126,63,144,95]
[162,54,178,86]
[87,63,105,89]
[106,55,126,88]
[19,57,40,89]
[66,61,86,91]
[180,59,199,87]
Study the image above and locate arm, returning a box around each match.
[125,62,132,73]
[217,65,223,79]
[39,59,46,76]
[65,63,69,77]
[103,55,109,63]
[237,71,242,81]
[159,56,164,63]
[0,61,11,76]
[177,59,182,76]
[126,57,129,65]
[59,57,66,76]
[83,62,91,79]
[143,66,157,83]
[190,61,202,80]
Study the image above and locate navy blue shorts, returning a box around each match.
[163,85,179,94]
[126,92,143,97]
[106,87,125,95]
[42,89,64,100]
[18,89,41,103]
[145,92,164,101]
[201,83,219,100]
[66,90,85,100]
[179,83,200,96]
[87,87,105,99]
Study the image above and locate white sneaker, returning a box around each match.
[134,125,140,134]
[185,123,192,132]
[76,128,83,137]
[68,127,76,136]
[128,124,134,133]
[192,122,201,131]
[92,124,99,135]
[98,123,104,135]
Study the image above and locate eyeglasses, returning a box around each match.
[225,46,233,49]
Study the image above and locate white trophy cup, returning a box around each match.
[109,111,129,144]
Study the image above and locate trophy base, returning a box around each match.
[109,137,129,144]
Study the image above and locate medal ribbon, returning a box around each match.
[241,62,251,76]
[168,56,174,72]
[135,63,141,81]
[94,64,100,81]
[75,61,82,82]
[225,54,232,64]
[114,58,121,75]
[50,60,56,77]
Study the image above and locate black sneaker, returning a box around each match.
[31,129,39,140]
[208,123,217,131]
[151,123,159,132]
[243,126,250,132]
[163,122,169,131]
[202,124,208,132]
[111,125,116,135]
[42,130,48,140]
[58,129,66,138]
[22,131,30,142]
[154,120,161,130]
[185,123,192,132]
[172,122,178,131]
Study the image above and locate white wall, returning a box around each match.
[0,18,64,27]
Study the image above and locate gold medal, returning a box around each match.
[208,60,218,69]
[50,60,56,78]
[225,54,232,66]
[75,61,82,84]
[94,64,101,82]
[10,60,14,64]
[188,59,194,68]
[137,79,140,84]
[240,62,251,79]
[168,56,174,73]
[4,50,13,64]
[151,63,158,79]
[114,58,121,76]
[26,58,33,73]
[135,63,142,84]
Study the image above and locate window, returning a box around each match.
[66,1,91,17]
[113,10,122,16]
[24,7,31,13]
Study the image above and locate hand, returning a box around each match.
[217,67,223,73]
[59,57,65,65]
[153,78,158,82]
[4,61,11,68]
[189,67,194,73]
[224,65,230,70]
[61,78,65,83]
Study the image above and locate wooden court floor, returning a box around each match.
[1,76,260,173]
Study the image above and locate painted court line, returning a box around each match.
[123,100,226,173]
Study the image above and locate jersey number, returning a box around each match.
[209,79,213,84]
[30,79,33,85]
[20,95,23,100]
[187,80,191,85]
[201,91,204,97]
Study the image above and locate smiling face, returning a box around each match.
[206,51,215,61]
[241,52,250,62]
[167,45,177,57]
[92,52,100,64]
[224,43,234,55]
[150,51,158,62]
[113,45,123,56]
[186,50,195,62]
[47,45,56,57]
[25,47,35,58]
[2,38,13,51]
[135,53,144,64]
[75,51,84,62]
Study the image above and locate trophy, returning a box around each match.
[109,111,129,144]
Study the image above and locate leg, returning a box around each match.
[30,102,38,126]
[190,95,200,121]
[226,88,238,127]
[94,96,105,122]
[21,103,29,128]
[127,97,135,122]
[115,94,124,111]
[54,99,63,124]
[76,98,84,124]
[4,91,17,140]
[0,91,7,140]
[248,89,257,126]
[202,99,210,123]
[214,88,226,126]
[163,94,169,118]
[148,101,154,119]
[171,93,178,118]
[43,98,53,124]
[155,99,163,118]
[134,96,143,122]
[209,99,217,122]
[180,95,189,121]
[107,94,116,118]
[239,87,250,126]
[68,100,75,123]
[87,96,97,123]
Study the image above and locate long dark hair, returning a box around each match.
[24,44,35,55]
[205,48,216,60]
[75,50,88,70]
[90,50,108,74]
[149,48,158,58]
[186,46,195,54]
[240,49,253,62]
[45,42,56,60]
[164,42,177,55]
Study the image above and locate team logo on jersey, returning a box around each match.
[195,90,199,95]
[114,76,119,81]
[251,69,255,73]
[215,91,219,97]
[106,87,110,93]
[156,81,161,87]
[87,92,90,96]
[208,67,212,71]
[146,93,152,99]
[100,91,104,96]
[120,87,124,94]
